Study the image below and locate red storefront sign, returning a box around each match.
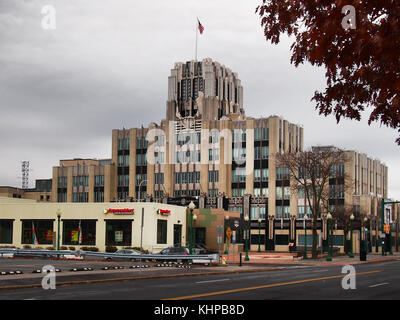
[104,208,134,215]
[157,209,171,216]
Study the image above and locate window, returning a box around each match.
[118,138,130,151]
[72,192,89,203]
[157,220,167,244]
[254,169,261,182]
[22,220,54,245]
[259,207,266,219]
[298,235,318,246]
[276,187,283,200]
[262,188,268,197]
[276,206,290,218]
[0,220,13,244]
[262,146,269,159]
[283,186,290,200]
[62,220,96,246]
[298,206,305,218]
[94,190,104,202]
[262,169,269,181]
[250,207,259,219]
[276,168,283,180]
[275,235,289,245]
[254,188,261,197]
[208,171,219,183]
[255,147,261,160]
[209,130,219,144]
[95,175,104,187]
[105,220,132,246]
[298,187,305,199]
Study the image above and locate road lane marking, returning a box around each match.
[196,279,230,284]
[164,270,383,300]
[369,283,388,288]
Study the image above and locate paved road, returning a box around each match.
[0,260,398,300]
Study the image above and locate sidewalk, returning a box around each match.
[221,251,400,266]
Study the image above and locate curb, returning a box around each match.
[0,267,287,291]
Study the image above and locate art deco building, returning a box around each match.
[48,58,395,253]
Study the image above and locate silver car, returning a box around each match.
[105,249,142,261]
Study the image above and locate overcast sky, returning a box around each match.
[0,0,399,199]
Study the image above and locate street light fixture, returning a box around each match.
[258,218,262,252]
[188,201,196,255]
[138,179,148,203]
[244,215,250,261]
[225,215,229,255]
[304,214,308,259]
[326,213,332,262]
[349,214,355,258]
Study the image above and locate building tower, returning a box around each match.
[21,161,30,189]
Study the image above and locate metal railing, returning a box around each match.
[0,248,219,263]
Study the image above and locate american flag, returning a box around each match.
[198,19,204,35]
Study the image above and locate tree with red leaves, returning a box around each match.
[256,1,400,145]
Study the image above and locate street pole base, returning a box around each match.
[349,254,354,258]
[326,257,332,262]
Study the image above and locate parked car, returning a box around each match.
[105,249,142,261]
[157,246,189,262]
[61,253,83,260]
[159,247,189,255]
[0,248,17,258]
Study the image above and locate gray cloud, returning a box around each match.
[0,0,399,200]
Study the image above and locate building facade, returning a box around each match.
[3,58,397,254]
[0,200,187,253]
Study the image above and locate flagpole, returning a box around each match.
[195,18,198,61]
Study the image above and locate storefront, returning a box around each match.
[0,200,187,253]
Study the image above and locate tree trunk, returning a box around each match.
[312,218,318,258]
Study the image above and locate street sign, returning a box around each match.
[384,204,392,225]
[226,227,232,240]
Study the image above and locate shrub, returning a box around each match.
[45,246,55,250]
[81,247,99,252]
[23,245,32,249]
[106,246,118,253]
[68,246,76,251]
[60,246,68,250]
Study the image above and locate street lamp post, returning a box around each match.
[304,214,308,259]
[327,213,332,262]
[138,179,148,203]
[244,215,249,261]
[188,201,196,255]
[225,215,229,254]
[56,210,61,252]
[364,217,369,255]
[349,214,354,258]
[192,213,197,253]
[258,218,262,252]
